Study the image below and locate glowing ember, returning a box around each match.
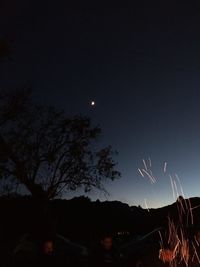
[138,159,200,266]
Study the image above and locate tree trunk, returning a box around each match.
[23,185,56,238]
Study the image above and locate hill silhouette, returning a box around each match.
[1,195,200,266]
[1,195,200,245]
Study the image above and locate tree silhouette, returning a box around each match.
[0,89,120,204]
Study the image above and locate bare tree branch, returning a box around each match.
[0,89,121,202]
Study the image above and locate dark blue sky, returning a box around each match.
[1,2,200,207]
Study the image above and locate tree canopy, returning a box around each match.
[0,89,120,200]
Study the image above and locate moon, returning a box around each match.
[90,100,96,106]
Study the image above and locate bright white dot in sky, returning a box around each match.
[91,101,95,106]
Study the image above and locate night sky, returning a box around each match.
[1,2,200,207]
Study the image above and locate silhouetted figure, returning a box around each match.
[37,235,80,267]
[37,238,57,267]
[13,235,63,267]
[90,234,121,267]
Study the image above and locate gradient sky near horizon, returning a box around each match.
[1,2,200,207]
